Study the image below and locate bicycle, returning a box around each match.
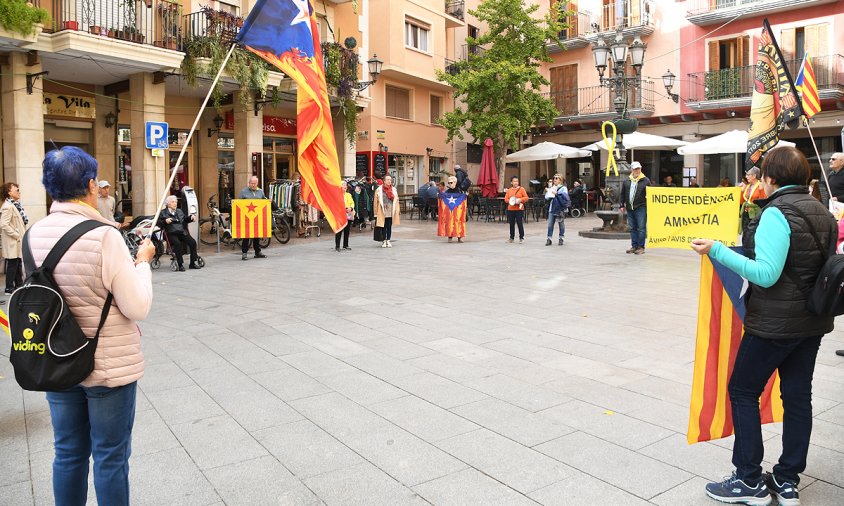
[271,209,292,244]
[198,194,271,248]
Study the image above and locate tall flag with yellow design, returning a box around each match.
[746,18,803,167]
[688,251,783,444]
[231,199,272,239]
[794,52,821,119]
[437,193,467,238]
[236,0,347,233]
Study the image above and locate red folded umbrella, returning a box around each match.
[477,138,499,198]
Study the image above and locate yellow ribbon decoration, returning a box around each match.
[602,121,619,177]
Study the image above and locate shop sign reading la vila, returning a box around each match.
[43,93,96,119]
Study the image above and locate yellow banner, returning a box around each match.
[646,187,741,249]
[43,93,96,119]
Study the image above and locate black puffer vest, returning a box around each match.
[743,186,837,339]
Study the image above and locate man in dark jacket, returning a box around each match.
[454,165,471,193]
[158,195,200,271]
[620,162,650,255]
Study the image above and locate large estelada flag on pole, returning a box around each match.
[236,0,347,233]
[437,193,467,238]
[687,251,783,444]
[231,199,272,239]
[795,52,821,119]
[746,18,803,167]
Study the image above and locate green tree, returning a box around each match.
[436,0,566,172]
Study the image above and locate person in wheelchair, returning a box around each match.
[569,181,586,211]
[157,195,201,271]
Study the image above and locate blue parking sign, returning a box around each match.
[145,121,169,149]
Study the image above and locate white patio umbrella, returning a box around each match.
[504,142,591,162]
[583,131,690,151]
[677,130,796,184]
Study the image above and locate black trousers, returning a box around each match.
[5,257,22,291]
[383,218,393,240]
[169,232,198,266]
[335,226,350,248]
[507,210,524,240]
[240,237,262,255]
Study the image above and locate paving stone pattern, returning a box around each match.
[1,217,843,505]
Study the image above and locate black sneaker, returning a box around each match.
[765,473,799,506]
[254,253,267,259]
[545,239,552,246]
[177,265,186,272]
[705,473,771,505]
[558,237,564,246]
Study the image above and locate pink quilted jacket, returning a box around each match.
[27,202,153,387]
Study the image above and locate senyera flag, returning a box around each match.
[231,199,272,239]
[795,51,821,119]
[746,18,803,167]
[688,250,783,444]
[0,308,9,337]
[236,0,347,233]
[438,193,467,238]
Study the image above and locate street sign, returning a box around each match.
[145,121,169,149]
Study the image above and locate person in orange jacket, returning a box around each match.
[504,176,529,243]
[740,167,767,233]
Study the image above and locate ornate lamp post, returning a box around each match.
[591,28,647,215]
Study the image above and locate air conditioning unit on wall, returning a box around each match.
[521,133,533,145]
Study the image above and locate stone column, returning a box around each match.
[197,110,219,210]
[1,52,47,221]
[233,92,262,192]
[682,133,704,185]
[334,108,355,178]
[92,88,117,185]
[129,72,166,216]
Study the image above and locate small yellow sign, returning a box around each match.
[43,93,96,119]
[646,187,741,250]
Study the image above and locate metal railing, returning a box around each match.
[182,10,242,46]
[38,0,183,49]
[556,11,592,40]
[542,81,655,117]
[459,43,486,62]
[687,54,844,102]
[593,0,654,33]
[687,0,788,15]
[445,0,465,21]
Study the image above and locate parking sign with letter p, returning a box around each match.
[145,121,169,149]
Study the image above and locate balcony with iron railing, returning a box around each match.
[36,0,183,49]
[586,0,655,39]
[542,81,655,121]
[445,0,465,22]
[548,11,593,52]
[686,54,844,109]
[686,0,839,26]
[458,43,486,62]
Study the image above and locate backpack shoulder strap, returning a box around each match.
[778,202,833,258]
[34,220,112,272]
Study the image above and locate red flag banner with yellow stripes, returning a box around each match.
[0,308,9,338]
[795,52,821,119]
[688,252,783,444]
[231,199,271,239]
[437,193,467,238]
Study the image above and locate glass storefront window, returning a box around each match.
[262,137,297,187]
[218,135,235,212]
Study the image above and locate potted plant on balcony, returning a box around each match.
[89,24,102,35]
[0,0,49,42]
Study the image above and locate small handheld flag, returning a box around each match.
[231,199,271,239]
[794,52,821,119]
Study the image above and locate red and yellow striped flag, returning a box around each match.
[231,199,271,239]
[0,308,9,337]
[688,252,783,444]
[795,52,821,119]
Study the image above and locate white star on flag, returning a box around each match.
[291,0,310,27]
[447,196,457,204]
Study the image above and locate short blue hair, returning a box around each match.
[42,147,98,201]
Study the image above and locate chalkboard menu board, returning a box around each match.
[356,153,369,177]
[373,153,387,178]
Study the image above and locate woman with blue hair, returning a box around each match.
[28,146,155,505]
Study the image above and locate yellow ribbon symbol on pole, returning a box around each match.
[602,121,619,177]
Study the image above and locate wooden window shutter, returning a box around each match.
[805,23,829,58]
[805,24,819,59]
[781,28,795,62]
[630,0,641,25]
[708,40,719,70]
[738,36,750,67]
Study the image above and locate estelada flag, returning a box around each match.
[236,0,347,233]
[231,199,271,239]
[687,250,783,444]
[437,193,467,238]
[746,18,803,167]
[794,52,821,119]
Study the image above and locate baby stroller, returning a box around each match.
[569,186,587,217]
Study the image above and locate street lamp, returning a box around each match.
[662,69,679,103]
[207,114,224,138]
[357,54,383,91]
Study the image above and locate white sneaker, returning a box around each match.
[381,241,387,248]
[386,240,392,248]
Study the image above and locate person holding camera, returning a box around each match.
[157,195,200,271]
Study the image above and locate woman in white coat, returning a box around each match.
[374,175,401,248]
[0,182,28,294]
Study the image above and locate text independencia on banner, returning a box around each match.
[646,187,741,249]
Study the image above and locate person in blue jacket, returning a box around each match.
[691,147,836,506]
[545,174,570,246]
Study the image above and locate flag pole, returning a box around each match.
[804,119,830,194]
[147,42,238,237]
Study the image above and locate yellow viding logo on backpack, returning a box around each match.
[28,312,40,325]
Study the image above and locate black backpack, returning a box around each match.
[9,220,113,392]
[779,203,844,317]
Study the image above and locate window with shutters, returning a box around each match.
[705,35,751,100]
[430,95,442,124]
[405,18,430,52]
[781,23,829,62]
[550,64,578,116]
[386,85,412,120]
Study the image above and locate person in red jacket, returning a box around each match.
[504,176,529,243]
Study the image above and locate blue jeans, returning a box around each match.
[628,206,647,248]
[47,382,138,506]
[546,213,565,239]
[728,334,821,485]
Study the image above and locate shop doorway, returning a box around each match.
[168,148,192,196]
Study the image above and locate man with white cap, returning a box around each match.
[620,161,650,254]
[96,180,119,226]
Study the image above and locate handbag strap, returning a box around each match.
[776,202,836,295]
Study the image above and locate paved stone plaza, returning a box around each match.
[2,215,843,505]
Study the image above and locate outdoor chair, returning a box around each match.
[410,196,425,220]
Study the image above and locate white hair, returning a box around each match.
[165,195,178,205]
